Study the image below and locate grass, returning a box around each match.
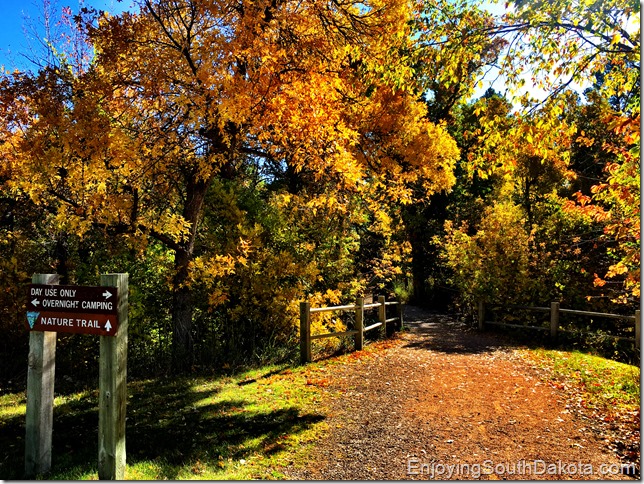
[8,336,633,480]
[0,361,338,480]
[519,348,640,411]
[0,338,397,480]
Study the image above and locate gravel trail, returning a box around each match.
[283,306,635,480]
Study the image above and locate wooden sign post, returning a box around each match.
[25,274,59,478]
[98,273,128,480]
[24,273,128,480]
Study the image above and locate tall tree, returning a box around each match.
[1,0,459,368]
[436,0,640,311]
[498,0,640,303]
[400,0,506,305]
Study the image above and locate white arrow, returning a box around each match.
[105,320,112,332]
[102,290,112,299]
[31,299,40,307]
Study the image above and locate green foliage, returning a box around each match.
[556,327,640,366]
[414,0,507,122]
[501,0,640,106]
[392,278,413,304]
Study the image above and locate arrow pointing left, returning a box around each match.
[31,299,40,306]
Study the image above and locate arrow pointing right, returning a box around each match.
[102,290,113,299]
[31,299,40,307]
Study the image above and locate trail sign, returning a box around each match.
[24,274,128,479]
[26,284,119,336]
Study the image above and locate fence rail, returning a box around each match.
[558,308,635,320]
[478,300,640,348]
[300,295,404,363]
[310,304,356,314]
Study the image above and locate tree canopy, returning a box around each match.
[0,0,639,377]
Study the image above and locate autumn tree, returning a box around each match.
[496,0,639,105]
[497,0,640,303]
[1,0,458,369]
[396,0,505,305]
[436,0,639,312]
[415,0,508,124]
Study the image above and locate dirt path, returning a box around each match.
[283,307,636,480]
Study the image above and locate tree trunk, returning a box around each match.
[54,235,69,284]
[523,177,533,228]
[172,248,194,371]
[170,176,209,372]
[401,195,449,307]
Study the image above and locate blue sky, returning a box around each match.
[0,0,131,71]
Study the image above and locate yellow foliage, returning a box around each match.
[0,0,459,356]
[1,0,458,247]
[440,201,534,304]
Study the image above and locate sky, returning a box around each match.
[0,0,132,72]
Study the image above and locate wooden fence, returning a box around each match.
[478,300,640,348]
[300,296,403,363]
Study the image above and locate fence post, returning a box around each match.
[299,302,312,364]
[378,295,386,338]
[25,274,59,478]
[355,297,364,351]
[397,298,404,331]
[477,300,485,330]
[550,301,560,338]
[98,273,128,480]
[635,310,640,349]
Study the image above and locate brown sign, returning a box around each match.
[26,284,119,336]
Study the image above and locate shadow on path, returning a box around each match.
[401,305,521,355]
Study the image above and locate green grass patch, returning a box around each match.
[0,362,337,480]
[0,392,27,419]
[520,348,640,411]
